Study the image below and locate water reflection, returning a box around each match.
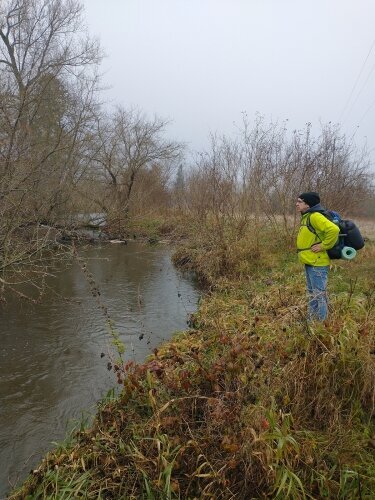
[0,243,199,496]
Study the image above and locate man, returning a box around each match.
[296,192,340,321]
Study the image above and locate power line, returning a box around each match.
[339,38,375,122]
[357,96,375,126]
[342,60,375,124]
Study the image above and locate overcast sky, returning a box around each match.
[83,0,375,165]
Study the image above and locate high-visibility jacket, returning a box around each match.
[297,212,340,266]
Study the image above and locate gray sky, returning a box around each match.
[83,0,375,163]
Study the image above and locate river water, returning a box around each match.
[0,243,200,497]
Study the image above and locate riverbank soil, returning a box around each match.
[11,217,375,498]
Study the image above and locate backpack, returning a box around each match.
[306,209,365,260]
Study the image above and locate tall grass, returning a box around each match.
[11,219,375,499]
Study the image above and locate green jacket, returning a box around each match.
[297,212,340,266]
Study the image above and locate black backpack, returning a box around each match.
[306,209,365,260]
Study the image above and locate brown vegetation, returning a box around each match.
[1,4,375,495]
[11,217,375,498]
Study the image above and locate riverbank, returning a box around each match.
[10,217,375,498]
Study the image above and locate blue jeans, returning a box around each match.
[304,265,329,321]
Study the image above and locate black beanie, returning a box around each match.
[299,192,320,207]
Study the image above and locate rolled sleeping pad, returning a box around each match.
[341,246,357,260]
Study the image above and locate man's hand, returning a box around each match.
[311,243,323,253]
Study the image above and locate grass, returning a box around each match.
[10,216,375,499]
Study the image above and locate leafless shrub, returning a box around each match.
[184,115,373,247]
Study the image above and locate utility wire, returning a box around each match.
[339,38,375,122]
[357,96,375,126]
[342,60,375,125]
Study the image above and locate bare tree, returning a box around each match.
[184,116,373,259]
[0,0,102,296]
[90,107,183,220]
[237,116,372,237]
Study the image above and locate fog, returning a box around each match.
[83,0,375,165]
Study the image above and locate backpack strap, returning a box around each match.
[305,208,335,235]
[306,214,317,235]
[307,211,344,236]
[296,214,321,252]
[305,214,323,243]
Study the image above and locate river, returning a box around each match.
[0,242,200,497]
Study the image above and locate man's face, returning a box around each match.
[296,198,310,213]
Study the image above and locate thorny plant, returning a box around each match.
[72,244,125,369]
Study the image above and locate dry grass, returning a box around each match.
[11,219,375,499]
